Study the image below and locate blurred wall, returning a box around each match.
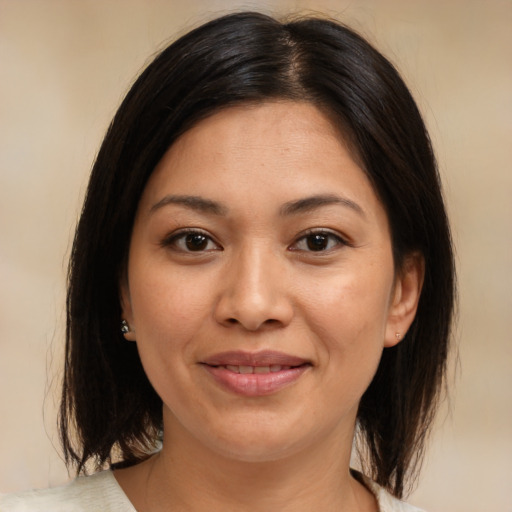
[1,1,511,510]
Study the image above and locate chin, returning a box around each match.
[202,418,325,464]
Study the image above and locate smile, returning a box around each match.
[200,351,312,397]
[219,364,293,374]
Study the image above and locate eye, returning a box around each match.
[162,230,221,252]
[291,230,346,252]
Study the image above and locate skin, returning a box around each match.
[117,101,423,511]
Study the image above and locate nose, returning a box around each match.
[213,244,294,331]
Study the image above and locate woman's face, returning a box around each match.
[121,101,421,462]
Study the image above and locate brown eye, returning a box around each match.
[291,230,346,252]
[185,233,208,251]
[306,233,330,251]
[163,230,221,253]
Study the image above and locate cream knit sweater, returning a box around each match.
[0,470,425,512]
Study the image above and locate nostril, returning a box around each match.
[224,317,279,329]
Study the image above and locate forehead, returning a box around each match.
[137,101,383,221]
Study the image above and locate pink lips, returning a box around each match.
[200,350,311,397]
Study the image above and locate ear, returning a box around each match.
[120,277,137,342]
[384,252,424,348]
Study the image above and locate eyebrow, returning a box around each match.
[279,194,366,217]
[149,193,365,218]
[150,195,228,216]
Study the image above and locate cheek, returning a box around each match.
[300,266,393,388]
[301,267,393,341]
[126,271,212,400]
[128,271,210,402]
[129,262,215,341]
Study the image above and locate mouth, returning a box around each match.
[200,351,312,397]
[201,350,310,368]
[211,364,299,374]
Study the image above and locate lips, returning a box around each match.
[200,350,311,397]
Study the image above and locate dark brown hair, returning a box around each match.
[60,12,455,498]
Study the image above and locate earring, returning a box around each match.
[121,320,130,334]
[395,332,402,342]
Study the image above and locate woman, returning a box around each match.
[0,11,455,511]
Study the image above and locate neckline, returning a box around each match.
[105,468,394,512]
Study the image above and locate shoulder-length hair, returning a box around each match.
[60,11,455,498]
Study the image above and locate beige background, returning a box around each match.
[1,1,511,510]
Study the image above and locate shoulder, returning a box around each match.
[353,471,426,512]
[0,471,136,512]
[371,486,426,512]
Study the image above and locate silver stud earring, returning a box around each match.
[121,320,130,334]
[395,332,402,342]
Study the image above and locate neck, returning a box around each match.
[116,412,377,512]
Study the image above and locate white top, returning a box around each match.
[0,470,425,511]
